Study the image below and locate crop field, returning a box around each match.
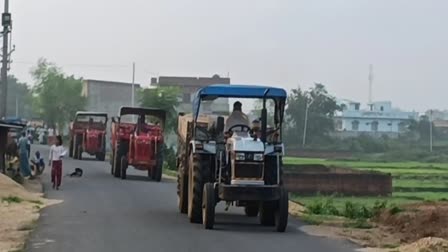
[285,157,448,210]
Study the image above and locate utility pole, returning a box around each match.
[429,109,433,152]
[0,0,12,119]
[131,62,135,107]
[302,94,315,148]
[368,64,373,104]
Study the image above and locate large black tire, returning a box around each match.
[96,152,105,161]
[275,187,289,232]
[120,156,128,180]
[259,201,276,226]
[73,137,79,160]
[152,150,163,182]
[110,152,115,175]
[188,153,205,224]
[177,163,188,214]
[202,183,215,229]
[113,150,121,178]
[69,139,73,158]
[244,205,259,217]
[77,145,83,160]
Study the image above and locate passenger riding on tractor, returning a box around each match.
[110,107,166,182]
[176,84,288,232]
[69,112,108,161]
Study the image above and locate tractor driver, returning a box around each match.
[225,101,250,132]
[135,115,148,135]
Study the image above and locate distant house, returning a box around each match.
[82,79,141,118]
[82,79,141,150]
[150,74,230,114]
[333,100,418,138]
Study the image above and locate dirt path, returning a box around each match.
[0,174,60,252]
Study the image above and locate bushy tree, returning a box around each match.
[6,75,33,118]
[31,58,86,132]
[139,86,180,133]
[284,83,340,147]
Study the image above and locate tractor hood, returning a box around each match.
[227,132,264,152]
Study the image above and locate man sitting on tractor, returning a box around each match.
[225,101,249,132]
[135,115,149,135]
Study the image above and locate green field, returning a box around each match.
[286,157,448,209]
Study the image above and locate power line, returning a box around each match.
[12,60,130,69]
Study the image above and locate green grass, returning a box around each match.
[2,196,23,204]
[292,195,421,212]
[162,168,177,178]
[284,157,448,171]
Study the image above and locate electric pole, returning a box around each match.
[131,62,135,107]
[0,0,13,119]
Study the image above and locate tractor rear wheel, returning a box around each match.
[120,156,128,180]
[177,163,188,214]
[202,183,215,229]
[152,151,163,182]
[69,139,73,158]
[188,153,204,224]
[96,152,105,161]
[275,187,288,232]
[244,205,259,217]
[259,201,275,226]
[113,151,121,178]
[77,145,83,160]
[110,152,115,175]
[73,137,79,160]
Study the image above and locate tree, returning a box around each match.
[284,83,340,147]
[6,75,33,118]
[31,58,86,133]
[139,86,180,133]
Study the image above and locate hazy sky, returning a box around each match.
[9,0,448,112]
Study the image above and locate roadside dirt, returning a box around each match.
[0,173,60,252]
[294,201,448,252]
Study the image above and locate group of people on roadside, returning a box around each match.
[16,132,66,190]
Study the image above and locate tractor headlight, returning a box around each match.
[235,153,246,161]
[253,153,264,161]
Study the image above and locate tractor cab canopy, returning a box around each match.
[192,84,287,121]
[75,112,108,123]
[118,107,166,127]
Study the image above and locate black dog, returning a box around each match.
[68,168,83,177]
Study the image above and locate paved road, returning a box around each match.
[26,145,357,252]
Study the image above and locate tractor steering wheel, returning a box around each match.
[228,124,251,133]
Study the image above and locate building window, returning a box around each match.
[380,106,384,111]
[355,104,360,110]
[182,93,191,103]
[371,121,379,131]
[352,120,359,131]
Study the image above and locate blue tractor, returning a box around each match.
[176,84,288,231]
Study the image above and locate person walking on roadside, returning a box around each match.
[49,135,66,190]
[18,132,34,179]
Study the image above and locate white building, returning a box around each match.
[333,100,418,138]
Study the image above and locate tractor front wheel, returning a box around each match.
[69,139,73,158]
[202,183,215,229]
[177,163,188,214]
[259,201,275,226]
[77,145,83,160]
[113,150,121,178]
[275,187,289,232]
[152,151,163,182]
[120,156,128,180]
[188,153,204,224]
[244,205,259,217]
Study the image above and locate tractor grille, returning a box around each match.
[234,163,263,179]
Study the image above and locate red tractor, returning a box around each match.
[110,107,166,182]
[69,112,108,161]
